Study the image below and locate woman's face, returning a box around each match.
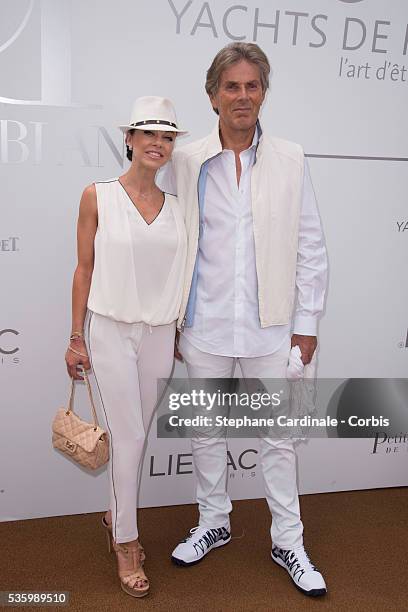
[126,129,175,169]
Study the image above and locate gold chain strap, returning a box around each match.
[67,368,100,430]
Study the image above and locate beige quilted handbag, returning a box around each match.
[52,368,109,469]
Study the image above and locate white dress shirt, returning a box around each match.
[183,129,327,358]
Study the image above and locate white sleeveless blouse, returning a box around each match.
[88,178,186,325]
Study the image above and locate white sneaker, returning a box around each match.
[271,544,327,596]
[171,525,231,566]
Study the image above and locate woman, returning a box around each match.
[65,96,187,598]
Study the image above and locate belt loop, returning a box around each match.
[149,324,152,335]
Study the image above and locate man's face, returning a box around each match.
[210,60,265,133]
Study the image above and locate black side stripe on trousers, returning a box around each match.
[87,312,119,542]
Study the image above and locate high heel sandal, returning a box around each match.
[112,540,149,598]
[101,515,146,564]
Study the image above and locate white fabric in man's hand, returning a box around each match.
[286,345,317,380]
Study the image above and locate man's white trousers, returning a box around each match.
[179,333,304,550]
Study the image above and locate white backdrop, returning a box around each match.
[1,0,407,521]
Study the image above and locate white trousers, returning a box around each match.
[88,312,175,544]
[179,333,304,550]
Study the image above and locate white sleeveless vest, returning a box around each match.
[169,124,305,328]
[87,179,187,325]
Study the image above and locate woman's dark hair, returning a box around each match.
[126,129,135,161]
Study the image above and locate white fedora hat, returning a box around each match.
[119,96,187,134]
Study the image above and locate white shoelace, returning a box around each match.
[287,547,316,573]
[181,526,200,542]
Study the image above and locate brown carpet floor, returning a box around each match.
[1,488,407,611]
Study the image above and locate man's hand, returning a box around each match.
[174,330,183,362]
[291,334,317,365]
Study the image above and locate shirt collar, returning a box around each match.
[205,118,262,162]
[222,121,260,156]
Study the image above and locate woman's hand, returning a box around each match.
[65,338,91,380]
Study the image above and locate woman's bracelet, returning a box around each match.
[68,345,88,358]
[70,331,84,341]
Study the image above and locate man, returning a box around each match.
[160,42,328,597]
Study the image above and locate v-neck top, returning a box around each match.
[88,178,187,325]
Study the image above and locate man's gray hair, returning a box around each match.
[205,42,271,99]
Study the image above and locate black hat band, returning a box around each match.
[130,119,177,129]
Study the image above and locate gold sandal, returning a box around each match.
[101,515,146,564]
[113,540,149,598]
